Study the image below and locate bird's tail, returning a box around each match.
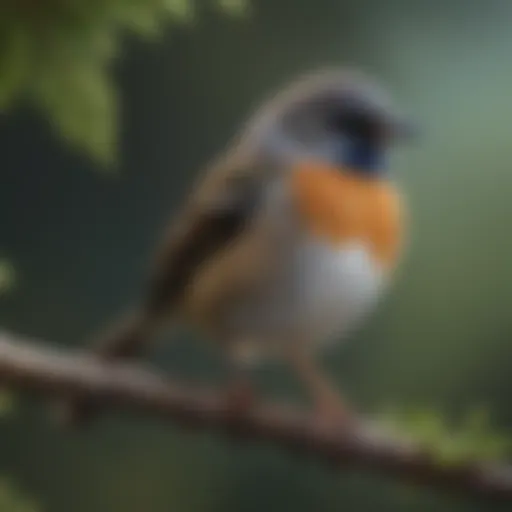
[54,308,156,428]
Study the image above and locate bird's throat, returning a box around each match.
[341,140,386,176]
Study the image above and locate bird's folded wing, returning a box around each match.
[144,161,281,322]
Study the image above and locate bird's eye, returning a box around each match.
[328,108,379,140]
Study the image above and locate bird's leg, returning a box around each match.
[287,346,357,432]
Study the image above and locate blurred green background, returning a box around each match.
[2,0,512,510]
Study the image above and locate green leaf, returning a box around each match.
[0,0,249,167]
[374,405,512,465]
[35,63,117,167]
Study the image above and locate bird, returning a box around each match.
[59,67,415,429]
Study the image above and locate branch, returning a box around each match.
[0,329,511,502]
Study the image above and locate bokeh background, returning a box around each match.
[2,0,512,510]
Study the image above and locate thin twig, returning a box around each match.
[0,329,511,501]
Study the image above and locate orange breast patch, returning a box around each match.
[290,162,403,270]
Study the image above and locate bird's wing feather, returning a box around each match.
[144,159,280,321]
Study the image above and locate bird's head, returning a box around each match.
[239,68,417,177]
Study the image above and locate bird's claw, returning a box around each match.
[312,400,360,436]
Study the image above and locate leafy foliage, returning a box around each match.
[0,0,249,167]
[376,406,512,465]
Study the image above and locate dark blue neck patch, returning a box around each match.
[339,138,386,176]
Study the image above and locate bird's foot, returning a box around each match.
[312,398,360,436]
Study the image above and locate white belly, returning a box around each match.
[229,235,385,351]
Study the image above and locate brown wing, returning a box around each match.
[143,159,279,322]
[55,158,280,427]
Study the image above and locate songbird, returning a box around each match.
[61,68,415,429]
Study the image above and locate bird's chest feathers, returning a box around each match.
[289,162,403,272]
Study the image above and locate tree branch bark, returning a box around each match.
[0,329,511,502]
